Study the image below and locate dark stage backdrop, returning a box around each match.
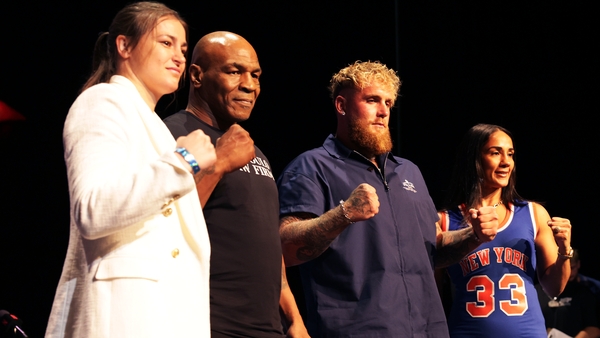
[1,1,596,336]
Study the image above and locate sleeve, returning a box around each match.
[277,163,328,218]
[64,86,196,239]
[163,112,191,139]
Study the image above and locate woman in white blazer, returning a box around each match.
[45,2,216,337]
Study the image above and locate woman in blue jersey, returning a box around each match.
[438,123,572,337]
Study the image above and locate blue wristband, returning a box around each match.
[175,147,200,175]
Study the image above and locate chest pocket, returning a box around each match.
[95,256,165,281]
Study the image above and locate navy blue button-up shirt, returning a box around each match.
[278,135,449,337]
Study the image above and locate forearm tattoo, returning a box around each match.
[435,226,479,268]
[280,208,351,263]
[193,164,215,184]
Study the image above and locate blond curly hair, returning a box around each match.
[329,60,401,104]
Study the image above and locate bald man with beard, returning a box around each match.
[163,32,308,338]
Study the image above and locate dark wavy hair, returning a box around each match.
[81,1,187,93]
[443,123,525,211]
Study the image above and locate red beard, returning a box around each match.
[347,117,393,158]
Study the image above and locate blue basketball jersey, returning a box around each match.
[440,203,546,337]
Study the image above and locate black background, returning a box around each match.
[1,1,597,336]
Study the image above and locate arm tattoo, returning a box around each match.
[435,227,479,268]
[193,164,215,184]
[346,197,371,219]
[280,208,351,263]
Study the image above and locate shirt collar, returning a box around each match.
[323,134,401,165]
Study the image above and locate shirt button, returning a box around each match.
[162,208,173,217]
[171,248,180,258]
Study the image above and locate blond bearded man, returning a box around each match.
[277,61,498,337]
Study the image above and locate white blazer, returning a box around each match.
[45,76,211,338]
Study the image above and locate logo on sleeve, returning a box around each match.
[402,179,417,193]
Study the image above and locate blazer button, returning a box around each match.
[162,208,173,217]
[171,248,180,258]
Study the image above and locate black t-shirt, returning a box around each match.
[164,111,283,337]
[536,281,600,337]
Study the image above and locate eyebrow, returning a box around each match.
[160,34,188,47]
[364,94,393,101]
[488,146,514,151]
[232,62,262,73]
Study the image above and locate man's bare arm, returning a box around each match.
[280,210,348,266]
[280,183,379,266]
[434,207,499,268]
[195,124,255,206]
[279,257,310,337]
[435,224,481,268]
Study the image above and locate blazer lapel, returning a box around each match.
[109,75,209,261]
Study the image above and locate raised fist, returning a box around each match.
[343,183,379,222]
[215,124,255,174]
[176,129,216,172]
